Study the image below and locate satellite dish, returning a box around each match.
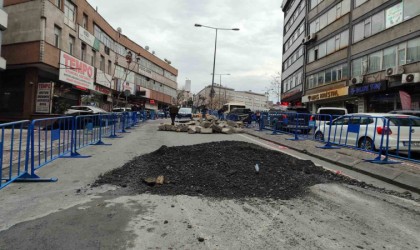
[145,46,149,51]
[152,51,155,55]
[117,27,122,33]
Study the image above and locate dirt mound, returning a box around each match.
[94,141,365,200]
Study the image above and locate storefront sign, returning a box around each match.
[117,81,136,95]
[78,26,100,51]
[281,86,302,100]
[95,70,112,89]
[94,84,111,95]
[35,82,54,113]
[59,51,94,90]
[135,87,151,98]
[302,86,348,103]
[349,81,387,96]
[150,100,155,104]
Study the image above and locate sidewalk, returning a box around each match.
[244,128,420,193]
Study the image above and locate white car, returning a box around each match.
[314,113,420,152]
[64,105,108,115]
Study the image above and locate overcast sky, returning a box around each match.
[87,0,284,98]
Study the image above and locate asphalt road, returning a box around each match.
[0,119,419,249]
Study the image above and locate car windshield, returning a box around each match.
[179,108,192,113]
[319,110,346,116]
[386,116,420,127]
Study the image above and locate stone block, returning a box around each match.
[200,128,213,134]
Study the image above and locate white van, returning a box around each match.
[313,107,348,121]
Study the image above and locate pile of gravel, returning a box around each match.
[94,141,367,200]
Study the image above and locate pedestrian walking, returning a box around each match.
[201,106,208,121]
[217,108,225,120]
[169,104,179,125]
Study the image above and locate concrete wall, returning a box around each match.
[0,1,7,70]
[3,0,42,44]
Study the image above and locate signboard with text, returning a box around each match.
[302,86,348,103]
[59,51,94,90]
[78,25,100,51]
[95,69,112,89]
[349,81,387,96]
[35,82,53,113]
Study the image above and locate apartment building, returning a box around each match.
[303,0,420,113]
[281,0,306,106]
[0,0,178,122]
[195,85,268,111]
[0,0,7,70]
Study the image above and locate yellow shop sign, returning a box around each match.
[302,86,348,102]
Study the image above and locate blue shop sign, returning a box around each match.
[349,81,387,96]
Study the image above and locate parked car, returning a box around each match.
[313,113,420,152]
[269,107,312,134]
[112,107,132,112]
[65,106,108,116]
[312,107,348,121]
[226,108,252,121]
[64,106,109,129]
[388,110,420,118]
[177,107,193,120]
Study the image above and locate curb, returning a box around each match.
[244,130,420,194]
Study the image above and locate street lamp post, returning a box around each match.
[195,24,239,109]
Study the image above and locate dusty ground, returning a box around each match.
[94,141,414,201]
[1,129,419,249]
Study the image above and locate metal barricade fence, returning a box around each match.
[73,115,103,152]
[100,113,116,138]
[371,116,420,164]
[0,120,31,189]
[31,116,74,170]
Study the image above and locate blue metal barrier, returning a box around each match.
[31,116,74,170]
[73,115,103,153]
[0,121,31,189]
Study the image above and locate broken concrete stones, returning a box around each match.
[158,118,244,134]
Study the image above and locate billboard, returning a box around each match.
[59,51,94,90]
[35,82,54,113]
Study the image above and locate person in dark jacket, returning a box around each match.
[169,104,179,125]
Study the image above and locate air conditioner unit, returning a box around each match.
[402,73,420,84]
[302,33,316,45]
[351,76,363,85]
[386,66,404,76]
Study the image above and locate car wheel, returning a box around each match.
[314,131,324,141]
[358,137,375,151]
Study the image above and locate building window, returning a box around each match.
[309,0,350,34]
[385,2,403,29]
[82,13,88,29]
[81,43,86,61]
[354,0,368,8]
[383,46,397,69]
[68,35,75,55]
[404,0,420,21]
[308,30,349,63]
[64,0,76,23]
[407,37,420,63]
[54,0,62,8]
[306,64,348,90]
[91,50,96,67]
[100,55,105,71]
[54,25,61,48]
[108,60,112,74]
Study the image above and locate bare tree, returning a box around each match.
[268,72,282,104]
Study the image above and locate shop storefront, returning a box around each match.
[349,81,388,113]
[302,86,358,113]
[281,85,302,106]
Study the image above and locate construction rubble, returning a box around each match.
[158,115,246,134]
